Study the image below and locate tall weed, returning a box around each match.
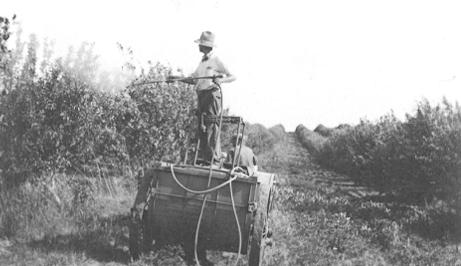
[0,174,98,240]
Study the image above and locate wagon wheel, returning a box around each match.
[248,211,268,266]
[129,208,142,260]
[129,208,153,260]
[248,174,275,266]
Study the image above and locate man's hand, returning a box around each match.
[166,75,181,83]
[212,77,222,85]
[172,77,196,85]
[200,113,206,132]
[182,77,196,85]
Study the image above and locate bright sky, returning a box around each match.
[3,0,461,131]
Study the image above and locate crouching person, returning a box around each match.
[227,134,258,176]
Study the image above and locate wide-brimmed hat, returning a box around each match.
[195,31,216,47]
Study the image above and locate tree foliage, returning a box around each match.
[0,29,196,187]
[315,99,461,208]
[0,15,14,53]
[0,15,15,92]
[245,123,277,155]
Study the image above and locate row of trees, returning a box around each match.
[0,18,281,187]
[309,99,461,208]
[0,19,198,187]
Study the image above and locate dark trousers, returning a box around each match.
[197,88,221,162]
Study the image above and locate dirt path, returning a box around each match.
[257,133,461,266]
[257,133,388,265]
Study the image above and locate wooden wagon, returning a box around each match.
[129,116,275,265]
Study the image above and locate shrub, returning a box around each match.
[0,61,197,186]
[268,124,287,141]
[295,124,327,155]
[0,64,117,185]
[0,15,14,77]
[0,27,198,187]
[315,99,461,208]
[245,123,276,154]
[314,124,333,137]
[123,63,196,164]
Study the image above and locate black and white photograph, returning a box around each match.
[1,1,461,265]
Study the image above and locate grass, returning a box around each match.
[260,133,461,265]
[0,174,136,265]
[1,131,461,265]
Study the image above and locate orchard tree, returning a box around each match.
[0,15,15,92]
[21,34,39,82]
[0,15,14,53]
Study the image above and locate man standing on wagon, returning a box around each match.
[178,31,236,164]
